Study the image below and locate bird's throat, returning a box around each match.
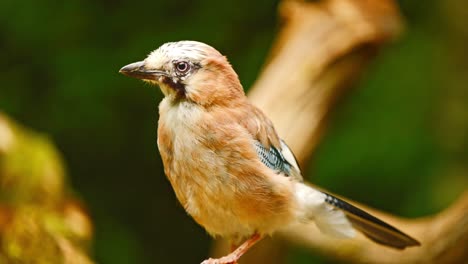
[159,76,186,99]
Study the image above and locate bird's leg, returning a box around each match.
[201,233,262,264]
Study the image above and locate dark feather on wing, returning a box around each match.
[324,193,421,249]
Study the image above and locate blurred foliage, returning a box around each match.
[0,114,93,263]
[0,0,467,263]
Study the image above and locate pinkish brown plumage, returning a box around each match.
[120,41,420,264]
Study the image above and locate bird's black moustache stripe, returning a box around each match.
[161,77,186,97]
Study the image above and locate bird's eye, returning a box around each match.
[175,61,190,74]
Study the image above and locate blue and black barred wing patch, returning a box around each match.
[254,139,302,181]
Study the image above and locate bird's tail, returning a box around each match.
[323,192,421,249]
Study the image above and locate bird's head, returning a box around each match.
[119,41,245,106]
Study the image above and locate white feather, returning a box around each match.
[294,183,356,238]
[147,41,217,66]
[280,141,299,171]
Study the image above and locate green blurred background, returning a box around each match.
[0,0,467,263]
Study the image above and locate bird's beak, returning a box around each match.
[119,61,167,81]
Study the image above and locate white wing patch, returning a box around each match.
[294,183,356,238]
[279,140,302,180]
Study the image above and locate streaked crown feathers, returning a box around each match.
[146,41,223,66]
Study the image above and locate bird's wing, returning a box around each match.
[239,104,303,180]
[323,192,421,249]
[241,104,419,249]
[253,139,303,181]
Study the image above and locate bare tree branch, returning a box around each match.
[280,191,468,264]
[213,0,468,263]
[249,0,403,162]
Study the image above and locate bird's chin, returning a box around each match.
[143,76,186,99]
[143,79,160,86]
[159,84,175,97]
[146,81,177,98]
[140,78,165,94]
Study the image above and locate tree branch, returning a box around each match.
[280,191,468,264]
[213,0,468,263]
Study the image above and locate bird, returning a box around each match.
[119,40,420,264]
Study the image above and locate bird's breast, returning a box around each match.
[156,100,296,237]
[158,122,245,236]
[157,100,238,232]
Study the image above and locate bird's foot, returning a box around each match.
[201,234,262,264]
